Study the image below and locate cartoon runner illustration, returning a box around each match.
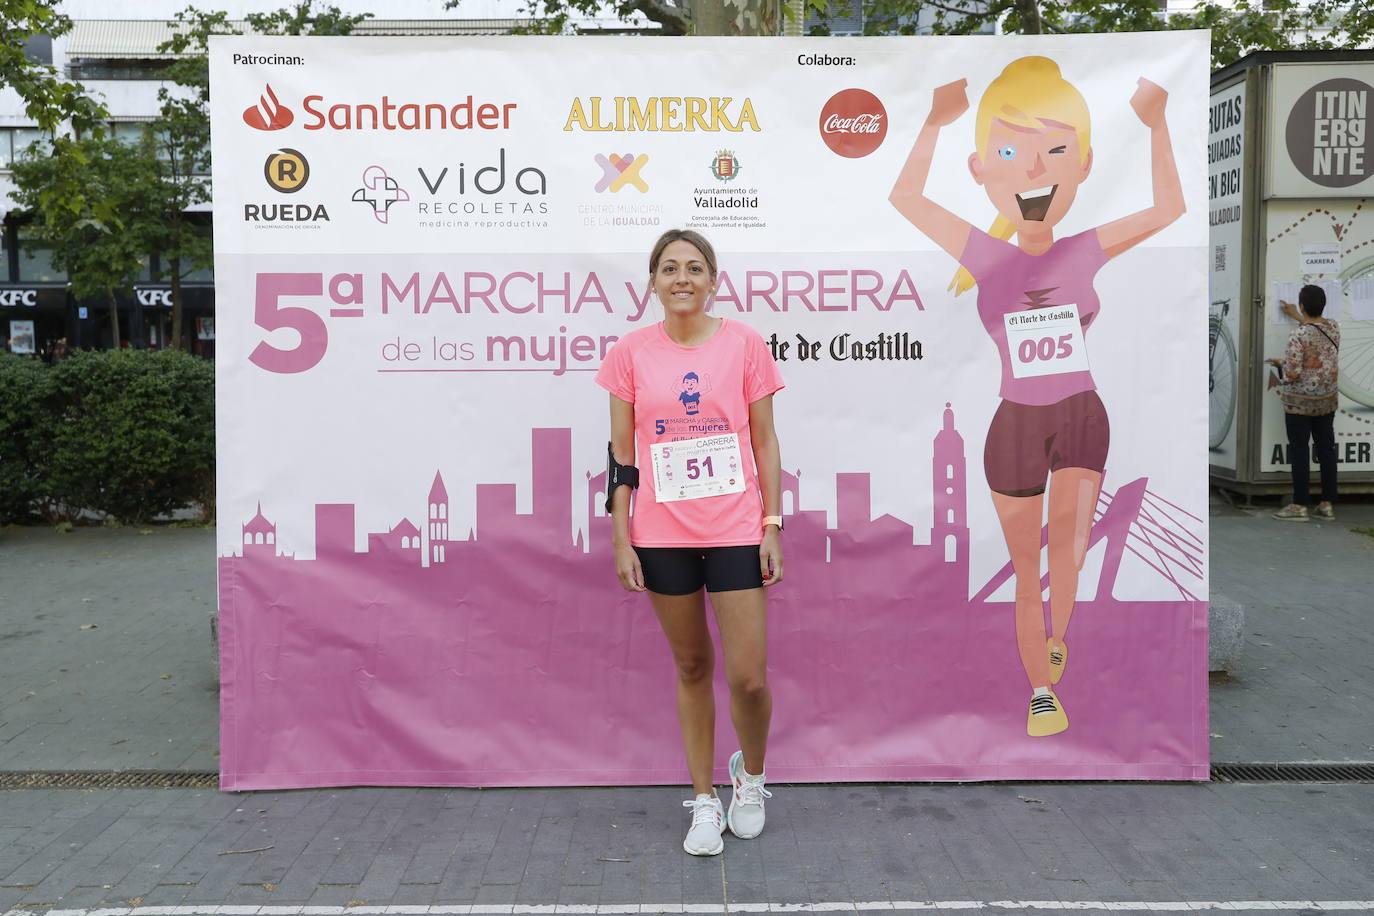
[888,57,1184,737]
[677,372,704,415]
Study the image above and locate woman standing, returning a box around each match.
[596,229,784,856]
[888,57,1184,736]
[1269,285,1340,522]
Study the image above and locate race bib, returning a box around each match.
[1004,304,1091,379]
[650,433,746,503]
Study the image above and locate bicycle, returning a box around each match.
[1209,297,1237,449]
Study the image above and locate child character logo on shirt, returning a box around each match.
[674,371,713,416]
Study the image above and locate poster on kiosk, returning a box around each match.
[211,31,1211,790]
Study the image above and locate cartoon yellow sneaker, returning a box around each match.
[1027,688,1068,737]
[1047,638,1068,685]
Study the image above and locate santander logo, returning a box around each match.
[243,84,294,131]
[819,88,887,158]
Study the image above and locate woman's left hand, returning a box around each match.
[760,528,784,587]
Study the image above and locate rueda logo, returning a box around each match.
[819,88,887,158]
[264,148,309,193]
[352,165,411,223]
[595,153,649,193]
[244,84,294,131]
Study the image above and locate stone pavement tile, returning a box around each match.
[811,879,865,905]
[0,888,36,913]
[680,854,723,900]
[41,878,114,911]
[238,839,308,887]
[141,883,195,906]
[353,851,412,903]
[23,795,184,897]
[432,851,483,902]
[389,882,440,906]
[319,840,383,886]
[224,882,280,905]
[477,791,542,887]
[178,846,260,903]
[472,883,520,904]
[878,879,932,906]
[555,884,600,906]
[562,796,609,887]
[513,874,562,903]
[757,876,809,905]
[400,838,459,885]
[723,879,767,903]
[639,879,683,904]
[595,866,639,906]
[0,794,134,887]
[269,851,336,902]
[720,837,764,884]
[307,883,366,906]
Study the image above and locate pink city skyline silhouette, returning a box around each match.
[218,404,1208,790]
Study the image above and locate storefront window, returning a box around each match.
[16,227,66,282]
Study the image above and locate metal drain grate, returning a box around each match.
[0,771,220,790]
[1211,762,1374,782]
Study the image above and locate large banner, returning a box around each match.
[211,33,1210,790]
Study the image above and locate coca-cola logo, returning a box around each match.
[243,84,294,131]
[819,88,887,158]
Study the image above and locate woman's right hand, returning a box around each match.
[928,79,969,127]
[615,544,646,592]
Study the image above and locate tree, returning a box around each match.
[1,1,107,136]
[148,3,371,347]
[811,0,1374,68]
[9,137,156,350]
[443,0,779,36]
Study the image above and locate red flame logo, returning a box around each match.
[242,84,294,131]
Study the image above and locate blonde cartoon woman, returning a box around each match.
[889,57,1183,737]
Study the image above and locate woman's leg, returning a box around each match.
[709,587,771,774]
[1285,411,1312,505]
[1046,467,1102,646]
[991,492,1052,688]
[649,589,717,796]
[1311,411,1338,505]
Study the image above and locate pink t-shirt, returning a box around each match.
[595,318,785,548]
[959,227,1109,407]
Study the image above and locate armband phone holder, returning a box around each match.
[605,441,640,513]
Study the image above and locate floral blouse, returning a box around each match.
[1280,319,1340,415]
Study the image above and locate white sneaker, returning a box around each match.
[727,750,771,839]
[681,793,724,856]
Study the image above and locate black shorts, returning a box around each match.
[633,545,764,595]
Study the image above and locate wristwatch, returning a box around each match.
[762,515,784,531]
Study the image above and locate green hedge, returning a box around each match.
[0,350,214,525]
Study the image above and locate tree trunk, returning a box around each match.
[169,255,185,351]
[689,0,780,35]
[1016,0,1042,33]
[106,289,121,350]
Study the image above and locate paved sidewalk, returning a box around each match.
[0,782,1371,913]
[1208,497,1374,763]
[0,527,218,772]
